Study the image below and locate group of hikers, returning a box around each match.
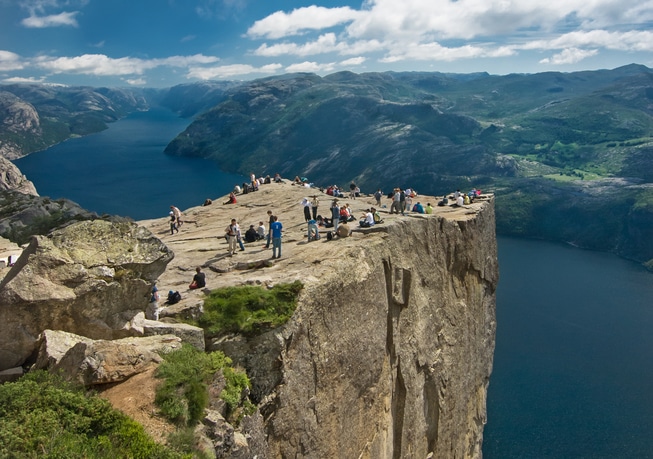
[158,176,483,316]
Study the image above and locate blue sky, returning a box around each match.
[1,0,652,88]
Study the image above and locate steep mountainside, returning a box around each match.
[164,66,653,267]
[0,84,151,159]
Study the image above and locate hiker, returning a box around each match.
[225,218,238,255]
[438,196,449,206]
[425,203,434,214]
[359,209,375,228]
[349,181,357,199]
[374,188,383,207]
[245,224,258,243]
[301,198,312,222]
[390,189,402,214]
[307,219,320,241]
[189,267,206,289]
[223,192,237,204]
[146,284,160,320]
[169,211,178,234]
[264,210,274,248]
[331,199,340,233]
[170,205,182,227]
[311,195,319,220]
[256,221,266,240]
[413,202,425,213]
[270,215,283,259]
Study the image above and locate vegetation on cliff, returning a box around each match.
[197,281,303,337]
[0,371,181,458]
[155,345,252,427]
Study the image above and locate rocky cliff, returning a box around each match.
[0,179,498,458]
[138,181,498,458]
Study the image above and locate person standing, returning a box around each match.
[301,198,312,222]
[146,283,160,320]
[330,199,340,233]
[311,195,319,220]
[225,218,238,255]
[265,210,274,248]
[270,216,283,259]
[169,211,178,234]
[374,188,383,207]
[170,205,182,227]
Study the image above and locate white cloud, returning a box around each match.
[340,56,366,66]
[186,63,282,79]
[247,6,361,39]
[32,53,220,77]
[1,76,46,84]
[0,51,25,71]
[245,0,653,69]
[21,11,79,28]
[539,48,599,65]
[285,61,336,73]
[124,77,147,85]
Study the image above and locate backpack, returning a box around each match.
[326,231,333,241]
[168,290,182,305]
[373,212,383,224]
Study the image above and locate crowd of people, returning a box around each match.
[159,175,483,316]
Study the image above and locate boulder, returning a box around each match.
[34,330,183,385]
[0,219,174,371]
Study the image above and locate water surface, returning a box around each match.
[484,237,653,458]
[15,106,246,220]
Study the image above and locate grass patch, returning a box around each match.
[0,371,181,459]
[198,281,303,337]
[155,345,252,427]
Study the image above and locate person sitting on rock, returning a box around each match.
[189,267,206,289]
[307,219,320,241]
[244,224,258,243]
[223,192,237,205]
[359,209,375,228]
[256,221,266,240]
[412,202,425,213]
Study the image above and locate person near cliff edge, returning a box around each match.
[170,205,182,227]
[270,215,283,259]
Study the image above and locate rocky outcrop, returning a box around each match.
[0,219,174,370]
[0,91,40,160]
[33,329,184,385]
[0,157,37,195]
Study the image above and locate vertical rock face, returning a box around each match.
[0,220,174,370]
[264,204,498,458]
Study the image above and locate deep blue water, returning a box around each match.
[15,106,246,220]
[12,108,653,457]
[484,237,653,458]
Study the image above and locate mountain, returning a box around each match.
[163,66,653,268]
[0,84,151,159]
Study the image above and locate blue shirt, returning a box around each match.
[270,221,283,238]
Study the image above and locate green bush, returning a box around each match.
[0,371,180,459]
[155,345,252,426]
[199,281,303,337]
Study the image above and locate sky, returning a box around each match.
[0,0,652,88]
